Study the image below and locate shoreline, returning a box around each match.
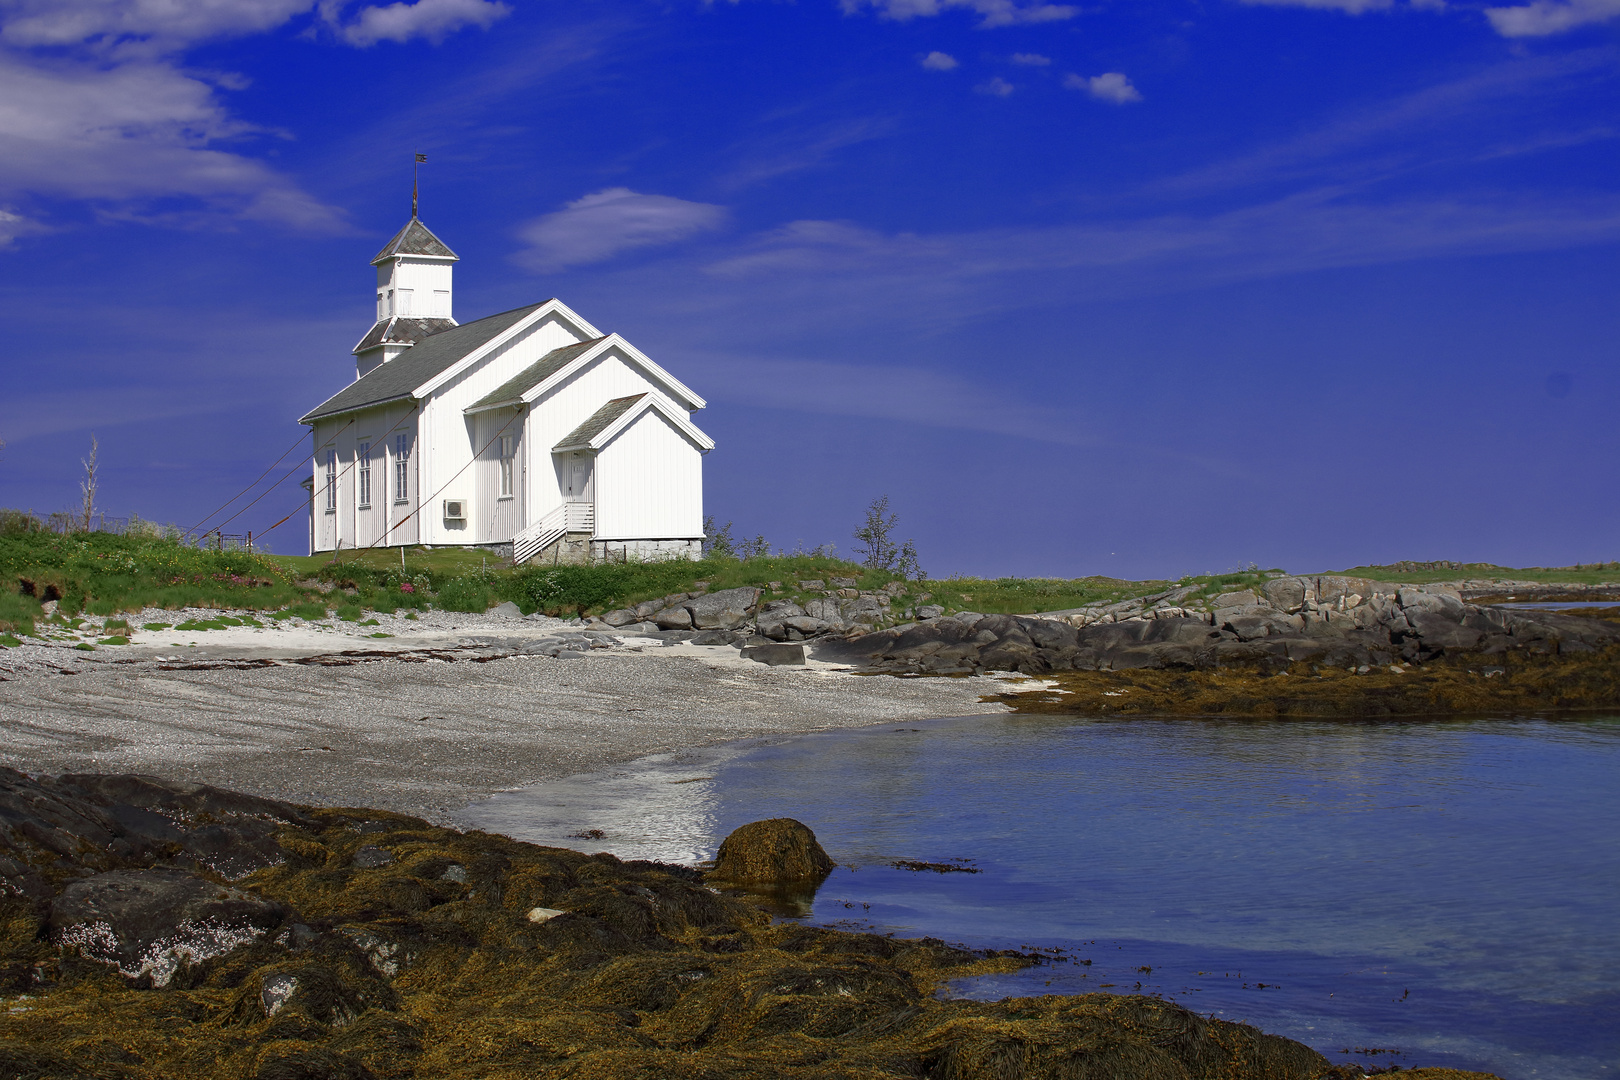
[0,607,1022,821]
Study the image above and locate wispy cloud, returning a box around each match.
[329,0,511,46]
[514,188,728,271]
[0,0,314,50]
[1153,50,1617,197]
[1065,71,1142,103]
[838,0,1077,28]
[0,54,344,229]
[1485,0,1620,35]
[920,50,959,70]
[680,351,1096,446]
[1010,52,1050,65]
[718,116,894,190]
[696,190,1620,326]
[977,75,1015,96]
[0,0,510,242]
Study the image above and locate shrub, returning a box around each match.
[437,576,494,613]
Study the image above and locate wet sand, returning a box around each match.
[0,609,1017,821]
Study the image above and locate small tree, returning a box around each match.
[79,434,98,532]
[853,495,923,579]
[703,516,737,558]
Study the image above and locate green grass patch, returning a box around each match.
[368,632,394,638]
[142,622,172,630]
[104,618,130,631]
[288,602,330,621]
[0,634,22,648]
[336,604,363,622]
[359,618,380,626]
[73,643,95,651]
[97,636,129,646]
[1331,561,1620,585]
[0,519,314,618]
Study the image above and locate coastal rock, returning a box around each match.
[1262,577,1308,613]
[1212,589,1260,609]
[599,608,638,627]
[50,867,286,987]
[654,606,693,630]
[709,818,833,884]
[916,605,944,620]
[487,601,523,618]
[741,643,806,666]
[683,587,761,630]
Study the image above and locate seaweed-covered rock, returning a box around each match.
[709,818,833,885]
[0,770,1484,1080]
[50,867,286,987]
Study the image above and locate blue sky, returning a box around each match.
[1,0,1617,578]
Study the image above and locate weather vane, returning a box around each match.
[412,152,427,218]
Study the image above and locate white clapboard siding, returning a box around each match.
[416,312,590,545]
[593,408,705,541]
[527,347,698,510]
[471,408,525,543]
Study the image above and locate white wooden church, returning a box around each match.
[300,215,712,562]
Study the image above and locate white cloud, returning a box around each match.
[976,75,1015,96]
[1485,0,1620,34]
[0,54,343,229]
[0,0,315,49]
[1066,71,1142,103]
[1010,52,1050,65]
[1232,0,1397,11]
[840,0,1077,28]
[920,50,959,70]
[0,206,44,245]
[514,188,728,271]
[333,0,511,46]
[0,0,507,242]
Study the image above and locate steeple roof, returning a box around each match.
[371,217,459,265]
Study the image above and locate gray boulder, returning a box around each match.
[654,606,693,630]
[829,577,858,588]
[487,601,523,618]
[1261,577,1307,613]
[797,580,824,590]
[916,605,944,620]
[50,867,286,986]
[1211,589,1260,609]
[599,608,638,627]
[683,586,761,630]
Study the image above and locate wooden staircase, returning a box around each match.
[513,502,594,564]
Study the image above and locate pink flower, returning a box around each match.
[400,583,415,593]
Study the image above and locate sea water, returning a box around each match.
[464,714,1620,1080]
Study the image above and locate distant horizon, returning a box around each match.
[2,0,1615,579]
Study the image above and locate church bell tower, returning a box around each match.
[352,215,460,379]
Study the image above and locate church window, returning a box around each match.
[394,434,410,502]
[499,434,514,498]
[433,290,449,316]
[358,442,372,507]
[398,289,414,315]
[324,450,336,512]
[376,292,385,320]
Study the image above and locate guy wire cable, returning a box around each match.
[187,426,328,537]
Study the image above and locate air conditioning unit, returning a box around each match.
[443,498,467,521]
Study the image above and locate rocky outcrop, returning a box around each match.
[815,579,1620,676]
[707,818,834,885]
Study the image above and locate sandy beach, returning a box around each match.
[0,607,1018,820]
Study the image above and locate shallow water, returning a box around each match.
[465,714,1620,1080]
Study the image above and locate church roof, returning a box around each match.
[352,316,456,356]
[301,302,549,423]
[553,395,646,451]
[371,217,459,265]
[467,338,607,412]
